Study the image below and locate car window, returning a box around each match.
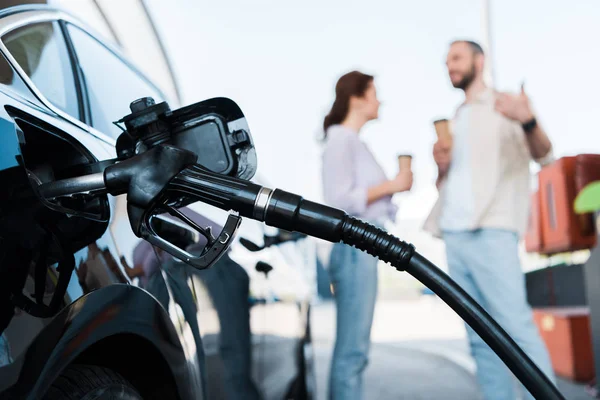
[2,22,80,119]
[0,50,39,105]
[66,23,164,139]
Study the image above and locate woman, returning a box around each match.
[322,71,412,400]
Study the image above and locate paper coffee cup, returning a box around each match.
[433,119,452,142]
[397,154,412,171]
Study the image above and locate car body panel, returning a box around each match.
[2,285,202,400]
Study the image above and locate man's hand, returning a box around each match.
[496,84,552,160]
[433,140,452,175]
[494,84,535,124]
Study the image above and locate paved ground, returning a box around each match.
[310,295,593,400]
[313,341,481,399]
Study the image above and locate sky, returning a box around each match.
[145,0,600,229]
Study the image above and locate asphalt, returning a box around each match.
[310,297,592,400]
[313,341,481,399]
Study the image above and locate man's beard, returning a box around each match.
[452,64,476,90]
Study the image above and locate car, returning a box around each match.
[0,4,315,400]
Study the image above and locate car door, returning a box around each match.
[0,11,202,399]
[0,14,131,390]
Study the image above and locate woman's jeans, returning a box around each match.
[327,241,378,400]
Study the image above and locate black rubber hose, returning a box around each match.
[168,169,564,398]
[340,216,564,400]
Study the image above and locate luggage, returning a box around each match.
[533,307,595,382]
[525,190,543,253]
[525,264,587,308]
[539,156,598,254]
[575,154,600,194]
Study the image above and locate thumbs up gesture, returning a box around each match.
[494,83,535,124]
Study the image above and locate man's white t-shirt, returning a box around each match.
[439,105,475,232]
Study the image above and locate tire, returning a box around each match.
[44,364,142,400]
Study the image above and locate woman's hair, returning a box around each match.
[323,70,374,134]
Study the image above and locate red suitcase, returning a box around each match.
[539,156,597,254]
[534,307,595,382]
[525,190,543,253]
[574,154,600,193]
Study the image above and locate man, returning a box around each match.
[424,40,555,400]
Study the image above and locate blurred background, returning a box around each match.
[36,0,600,274]
[148,0,600,300]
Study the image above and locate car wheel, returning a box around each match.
[44,364,142,400]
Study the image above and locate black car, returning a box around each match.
[0,5,315,400]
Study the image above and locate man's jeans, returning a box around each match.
[444,229,555,400]
[328,242,378,400]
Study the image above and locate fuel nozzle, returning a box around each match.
[169,164,347,243]
[103,145,242,270]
